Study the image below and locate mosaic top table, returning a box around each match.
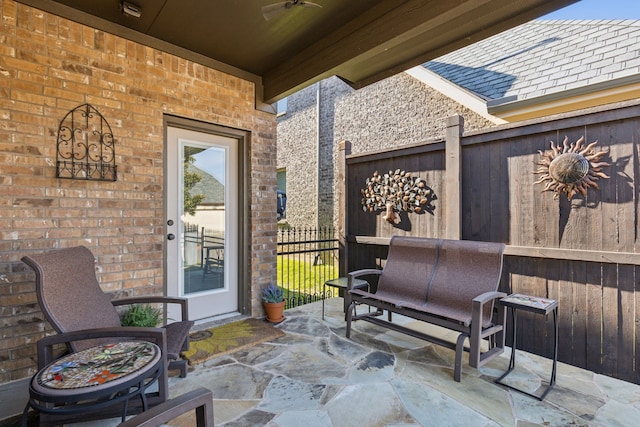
[22,341,162,426]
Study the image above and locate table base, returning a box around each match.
[495,296,558,401]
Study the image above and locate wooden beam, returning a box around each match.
[504,246,640,266]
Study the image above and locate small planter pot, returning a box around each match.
[263,301,285,323]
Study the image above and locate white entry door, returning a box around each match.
[166,126,239,322]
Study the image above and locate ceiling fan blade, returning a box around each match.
[262,1,322,21]
[300,1,322,8]
[262,2,289,21]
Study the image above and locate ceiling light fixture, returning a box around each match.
[122,1,142,18]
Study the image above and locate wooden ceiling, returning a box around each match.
[18,0,577,109]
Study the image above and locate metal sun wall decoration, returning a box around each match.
[56,103,117,181]
[361,170,436,225]
[534,136,609,200]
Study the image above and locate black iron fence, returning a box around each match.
[183,223,224,268]
[277,227,340,308]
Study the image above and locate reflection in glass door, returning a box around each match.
[166,126,238,321]
[182,144,225,294]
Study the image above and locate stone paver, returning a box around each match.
[68,298,640,426]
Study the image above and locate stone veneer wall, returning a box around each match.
[0,0,277,383]
[276,84,319,229]
[277,74,496,229]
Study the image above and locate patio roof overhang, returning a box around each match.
[17,0,577,111]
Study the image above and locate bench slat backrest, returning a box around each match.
[376,236,440,305]
[425,240,505,326]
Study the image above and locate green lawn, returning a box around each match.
[277,256,338,302]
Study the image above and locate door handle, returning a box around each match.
[167,233,176,240]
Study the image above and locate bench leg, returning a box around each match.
[454,333,467,382]
[346,302,355,338]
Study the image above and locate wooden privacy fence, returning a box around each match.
[338,100,640,384]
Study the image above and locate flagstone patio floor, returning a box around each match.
[23,298,640,426]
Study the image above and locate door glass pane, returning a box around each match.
[182,143,226,295]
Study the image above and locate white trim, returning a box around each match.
[405,66,507,125]
[488,80,640,121]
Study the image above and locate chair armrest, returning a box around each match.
[37,327,167,369]
[112,296,190,322]
[117,387,214,427]
[347,269,381,291]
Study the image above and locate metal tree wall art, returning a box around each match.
[56,103,117,181]
[361,170,436,225]
[534,136,609,200]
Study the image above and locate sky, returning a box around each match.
[541,0,640,19]
[193,147,226,184]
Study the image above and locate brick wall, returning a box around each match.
[0,0,276,383]
[277,74,496,229]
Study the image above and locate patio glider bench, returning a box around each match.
[345,236,507,382]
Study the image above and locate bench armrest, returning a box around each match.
[469,291,507,369]
[472,291,507,324]
[472,291,507,305]
[347,269,381,290]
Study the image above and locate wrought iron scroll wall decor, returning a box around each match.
[534,136,609,200]
[56,103,117,181]
[361,169,436,225]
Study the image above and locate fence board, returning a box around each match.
[617,264,635,380]
[601,263,618,376]
[508,135,524,245]
[534,133,553,246]
[491,138,511,242]
[585,262,603,374]
[516,136,537,246]
[635,265,640,384]
[573,261,588,368]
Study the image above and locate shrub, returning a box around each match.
[121,304,162,327]
[261,284,284,303]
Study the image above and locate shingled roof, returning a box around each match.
[187,164,225,206]
[423,20,640,107]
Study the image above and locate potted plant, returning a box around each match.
[262,284,285,323]
[121,304,162,327]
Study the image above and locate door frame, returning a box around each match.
[163,115,250,316]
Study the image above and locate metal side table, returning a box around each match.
[323,277,369,320]
[496,294,558,401]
